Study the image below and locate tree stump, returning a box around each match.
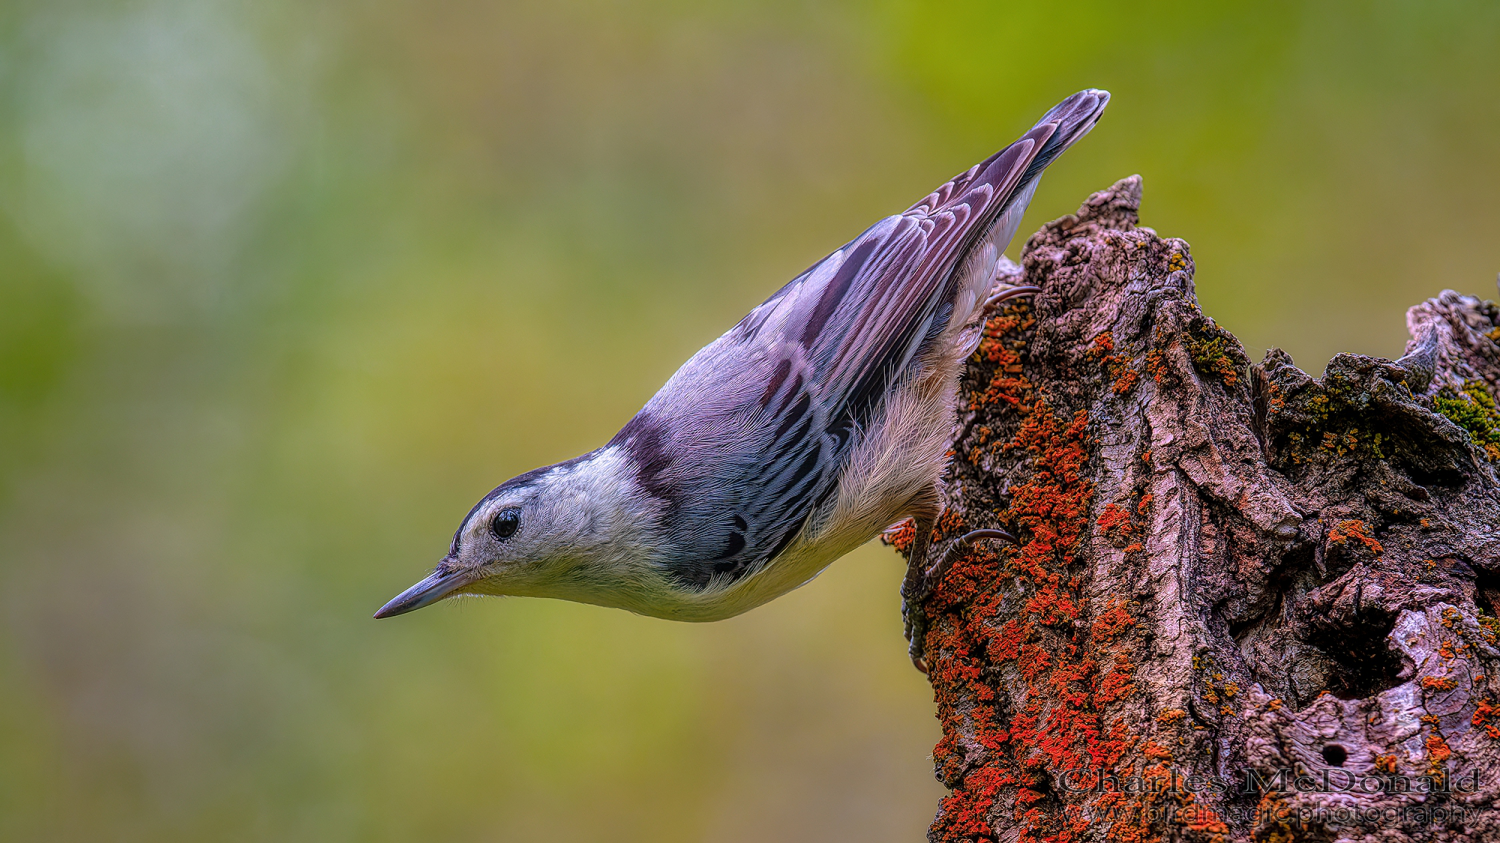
[890,176,1500,843]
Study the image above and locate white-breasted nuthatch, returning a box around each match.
[376,90,1109,670]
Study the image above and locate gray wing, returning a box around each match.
[611,90,1109,590]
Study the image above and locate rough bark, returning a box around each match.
[890,176,1500,843]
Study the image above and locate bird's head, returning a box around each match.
[374,455,623,618]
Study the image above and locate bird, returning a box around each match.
[375,89,1110,671]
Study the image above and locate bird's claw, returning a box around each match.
[983,284,1040,313]
[902,528,1019,674]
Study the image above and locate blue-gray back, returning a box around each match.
[609,90,1108,590]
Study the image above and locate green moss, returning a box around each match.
[1479,612,1500,646]
[1186,334,1241,386]
[1433,380,1500,461]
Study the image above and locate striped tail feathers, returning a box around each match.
[953,88,1111,218]
[1015,89,1110,189]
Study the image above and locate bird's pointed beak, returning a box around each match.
[374,565,476,619]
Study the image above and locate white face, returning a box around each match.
[374,447,652,619]
[451,479,586,597]
[374,470,583,618]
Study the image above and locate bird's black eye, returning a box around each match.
[490,508,520,540]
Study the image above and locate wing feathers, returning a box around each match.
[638,90,1109,590]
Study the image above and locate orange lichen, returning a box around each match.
[883,511,964,555]
[1473,700,1500,739]
[1088,331,1140,395]
[1327,519,1383,556]
[883,519,915,553]
[1143,349,1167,384]
[1262,380,1285,414]
[987,619,1026,662]
[1097,502,1133,538]
[1091,600,1136,641]
[1179,804,1230,842]
[1094,656,1136,704]
[1252,792,1295,843]
[1426,733,1452,764]
[1422,675,1457,691]
[936,508,967,542]
[1193,655,1240,717]
[922,304,1169,843]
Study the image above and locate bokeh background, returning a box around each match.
[2,1,1498,840]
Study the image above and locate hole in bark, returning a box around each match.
[1321,744,1347,766]
[1027,774,1063,811]
[1227,614,1259,640]
[1305,610,1403,700]
[1399,454,1466,490]
[1476,568,1500,618]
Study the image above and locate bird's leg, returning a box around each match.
[900,507,939,674]
[902,525,1020,674]
[983,284,1040,314]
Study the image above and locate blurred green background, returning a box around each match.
[2,1,1497,840]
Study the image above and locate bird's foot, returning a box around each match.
[901,528,1019,674]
